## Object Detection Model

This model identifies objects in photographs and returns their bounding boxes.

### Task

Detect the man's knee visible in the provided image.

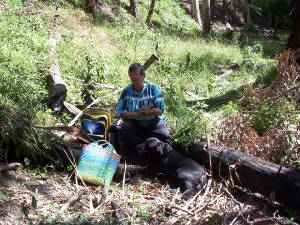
[121,120,137,133]
[154,120,169,137]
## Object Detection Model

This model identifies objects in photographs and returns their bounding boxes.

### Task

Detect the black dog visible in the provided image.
[137,137,207,200]
[48,84,67,111]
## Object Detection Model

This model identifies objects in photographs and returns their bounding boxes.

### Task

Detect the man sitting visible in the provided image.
[116,63,169,164]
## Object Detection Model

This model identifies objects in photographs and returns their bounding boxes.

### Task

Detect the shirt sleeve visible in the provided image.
[153,84,165,113]
[117,89,128,117]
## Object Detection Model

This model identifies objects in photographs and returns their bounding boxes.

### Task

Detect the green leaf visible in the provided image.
[24,157,31,166]
[0,191,7,201]
[67,165,73,172]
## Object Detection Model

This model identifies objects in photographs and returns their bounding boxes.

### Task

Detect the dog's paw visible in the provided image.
[181,188,195,200]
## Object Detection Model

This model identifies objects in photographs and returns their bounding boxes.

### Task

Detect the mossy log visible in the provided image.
[189,142,300,208]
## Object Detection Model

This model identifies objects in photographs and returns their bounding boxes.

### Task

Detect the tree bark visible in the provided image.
[242,0,251,24]
[191,0,201,25]
[287,0,300,50]
[189,142,300,208]
[129,0,139,19]
[201,0,211,33]
[222,0,229,24]
[85,0,98,20]
[146,0,156,26]
[210,0,215,20]
[143,54,159,70]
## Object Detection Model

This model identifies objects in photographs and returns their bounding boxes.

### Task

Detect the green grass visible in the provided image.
[0,0,287,154]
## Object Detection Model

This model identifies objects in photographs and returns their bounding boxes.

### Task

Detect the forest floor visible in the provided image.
[0,165,296,225]
[0,1,298,224]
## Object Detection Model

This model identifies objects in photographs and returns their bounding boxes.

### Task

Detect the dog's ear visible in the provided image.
[147,138,160,149]
[163,143,173,153]
[156,142,164,156]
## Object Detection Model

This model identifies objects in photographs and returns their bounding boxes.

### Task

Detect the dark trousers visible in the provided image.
[120,119,169,152]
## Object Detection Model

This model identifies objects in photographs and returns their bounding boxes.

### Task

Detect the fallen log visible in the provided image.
[189,142,300,208]
[0,162,22,173]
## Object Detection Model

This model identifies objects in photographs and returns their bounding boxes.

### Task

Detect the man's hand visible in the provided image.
[140,106,162,116]
[121,106,162,119]
[140,106,153,115]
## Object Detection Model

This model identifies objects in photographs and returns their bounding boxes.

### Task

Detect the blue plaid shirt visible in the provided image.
[117,81,165,127]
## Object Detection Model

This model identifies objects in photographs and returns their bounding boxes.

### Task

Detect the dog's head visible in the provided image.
[137,137,173,158]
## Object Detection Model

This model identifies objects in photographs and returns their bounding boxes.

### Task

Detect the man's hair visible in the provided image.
[128,63,145,76]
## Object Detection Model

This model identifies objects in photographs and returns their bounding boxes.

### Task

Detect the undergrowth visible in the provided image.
[0,0,297,169]
[218,50,300,168]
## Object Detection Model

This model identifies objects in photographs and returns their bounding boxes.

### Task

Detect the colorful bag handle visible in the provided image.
[93,139,116,153]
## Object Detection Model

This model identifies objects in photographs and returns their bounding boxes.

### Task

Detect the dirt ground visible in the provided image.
[0,165,298,225]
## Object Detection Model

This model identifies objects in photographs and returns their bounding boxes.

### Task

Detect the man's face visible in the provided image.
[129,69,144,86]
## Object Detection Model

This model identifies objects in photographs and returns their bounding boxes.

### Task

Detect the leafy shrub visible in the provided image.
[81,55,107,104]
[164,79,205,150]
[241,40,263,58]
[0,105,64,166]
[243,23,260,33]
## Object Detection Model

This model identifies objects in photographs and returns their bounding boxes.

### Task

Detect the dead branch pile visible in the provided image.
[218,50,300,168]
[0,166,297,225]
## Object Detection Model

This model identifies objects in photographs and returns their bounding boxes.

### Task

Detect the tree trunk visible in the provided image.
[189,142,300,208]
[85,0,98,20]
[232,0,239,25]
[129,0,139,19]
[287,0,300,50]
[210,0,215,20]
[242,0,251,24]
[191,0,201,24]
[146,0,156,26]
[201,0,211,33]
[222,0,229,24]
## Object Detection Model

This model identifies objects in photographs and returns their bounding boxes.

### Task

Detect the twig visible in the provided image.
[163,179,213,225]
[222,186,243,210]
[0,187,34,197]
[229,205,249,225]
[170,205,194,216]
[0,162,22,173]
[193,179,212,212]
[162,217,181,225]
[60,145,91,195]
[206,126,212,176]
[68,89,120,127]
[30,175,50,180]
[68,97,101,127]
[170,188,180,206]
[122,161,127,199]
[111,200,127,223]
[98,179,110,207]
[34,125,93,143]
[215,69,233,81]
[241,215,300,225]
[184,186,204,209]
[61,189,85,211]
[194,194,222,214]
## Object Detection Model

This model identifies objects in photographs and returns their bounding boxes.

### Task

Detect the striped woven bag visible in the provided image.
[76,140,121,185]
